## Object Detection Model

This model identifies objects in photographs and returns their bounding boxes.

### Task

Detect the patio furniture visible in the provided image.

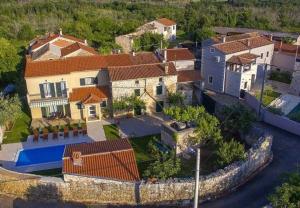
[42,128,48,141]
[33,129,39,142]
[73,127,78,137]
[64,127,69,138]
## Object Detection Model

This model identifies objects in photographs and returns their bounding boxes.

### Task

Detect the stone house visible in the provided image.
[115,18,176,53]
[201,32,274,97]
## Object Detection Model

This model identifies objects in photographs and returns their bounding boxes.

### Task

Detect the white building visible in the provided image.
[151,18,176,41]
[202,32,274,97]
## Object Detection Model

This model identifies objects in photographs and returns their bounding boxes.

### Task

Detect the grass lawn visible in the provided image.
[30,168,62,177]
[255,88,281,107]
[103,124,120,140]
[129,134,160,175]
[3,110,31,144]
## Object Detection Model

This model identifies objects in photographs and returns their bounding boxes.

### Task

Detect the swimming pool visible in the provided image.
[16,145,66,166]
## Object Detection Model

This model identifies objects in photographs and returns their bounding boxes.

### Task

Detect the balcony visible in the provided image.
[28,92,69,108]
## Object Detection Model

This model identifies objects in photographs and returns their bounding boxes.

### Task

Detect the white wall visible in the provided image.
[172,60,194,71]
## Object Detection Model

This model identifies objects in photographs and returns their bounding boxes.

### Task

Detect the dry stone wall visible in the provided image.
[0,135,272,205]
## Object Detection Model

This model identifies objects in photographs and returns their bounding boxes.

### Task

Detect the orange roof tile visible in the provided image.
[61,42,97,57]
[108,62,177,81]
[156,18,176,26]
[164,48,195,61]
[177,70,202,82]
[69,87,109,102]
[214,35,273,54]
[274,41,300,57]
[52,39,73,48]
[227,53,259,65]
[63,139,140,182]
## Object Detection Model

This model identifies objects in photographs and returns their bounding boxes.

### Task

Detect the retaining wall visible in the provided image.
[244,92,300,136]
[0,135,272,205]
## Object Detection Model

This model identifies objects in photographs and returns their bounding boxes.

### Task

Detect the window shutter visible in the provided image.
[50,83,55,97]
[80,78,85,86]
[56,82,62,97]
[39,84,45,98]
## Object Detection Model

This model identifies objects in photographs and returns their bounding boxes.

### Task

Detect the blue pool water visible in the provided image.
[16,145,66,166]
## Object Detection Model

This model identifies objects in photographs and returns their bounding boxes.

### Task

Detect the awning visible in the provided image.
[30,98,68,108]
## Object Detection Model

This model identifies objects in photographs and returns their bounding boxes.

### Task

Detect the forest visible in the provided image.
[0,0,300,86]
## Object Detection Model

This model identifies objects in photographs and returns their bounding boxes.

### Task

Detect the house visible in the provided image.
[201,32,274,97]
[29,29,97,61]
[25,36,178,121]
[272,41,300,72]
[63,139,140,182]
[115,18,176,53]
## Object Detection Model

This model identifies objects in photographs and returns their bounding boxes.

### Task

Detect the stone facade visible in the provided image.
[0,135,272,205]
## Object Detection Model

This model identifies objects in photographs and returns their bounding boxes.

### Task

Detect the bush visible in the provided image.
[269,71,292,84]
[215,139,246,168]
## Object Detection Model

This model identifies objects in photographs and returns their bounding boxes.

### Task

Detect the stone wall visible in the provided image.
[0,135,272,205]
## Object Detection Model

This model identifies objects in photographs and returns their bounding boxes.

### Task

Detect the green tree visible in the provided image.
[167,92,185,107]
[268,172,300,208]
[0,95,22,128]
[216,138,246,168]
[143,150,181,180]
[133,32,168,52]
[17,24,35,40]
[0,38,19,77]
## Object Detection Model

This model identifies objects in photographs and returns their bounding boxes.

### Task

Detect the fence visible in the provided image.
[244,92,300,136]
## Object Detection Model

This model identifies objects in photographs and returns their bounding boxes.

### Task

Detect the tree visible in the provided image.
[0,38,19,77]
[215,138,246,168]
[133,32,168,52]
[167,92,185,107]
[143,150,181,180]
[0,95,22,128]
[17,24,35,40]
[221,104,256,135]
[268,172,300,208]
[113,95,146,114]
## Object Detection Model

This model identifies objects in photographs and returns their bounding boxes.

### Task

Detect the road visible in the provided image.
[0,123,299,208]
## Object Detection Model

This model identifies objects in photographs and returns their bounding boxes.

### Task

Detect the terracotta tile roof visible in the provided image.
[63,139,140,182]
[25,55,107,77]
[274,41,300,57]
[52,39,73,48]
[156,18,176,26]
[108,62,177,81]
[177,70,202,82]
[164,48,195,61]
[227,53,259,65]
[213,35,273,54]
[25,52,161,78]
[61,42,97,57]
[69,86,109,102]
[31,33,85,50]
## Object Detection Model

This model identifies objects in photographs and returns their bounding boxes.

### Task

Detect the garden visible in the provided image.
[255,86,281,107]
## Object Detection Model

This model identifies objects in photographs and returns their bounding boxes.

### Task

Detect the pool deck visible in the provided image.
[0,132,97,172]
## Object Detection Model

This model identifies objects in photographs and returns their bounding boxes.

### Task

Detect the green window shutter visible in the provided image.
[80,78,85,86]
[39,84,45,98]
[50,83,55,97]
[56,82,62,97]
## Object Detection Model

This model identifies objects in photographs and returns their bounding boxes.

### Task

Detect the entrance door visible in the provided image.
[156,101,164,112]
[89,105,96,117]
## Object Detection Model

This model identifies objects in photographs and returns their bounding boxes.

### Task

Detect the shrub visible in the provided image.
[269,71,292,84]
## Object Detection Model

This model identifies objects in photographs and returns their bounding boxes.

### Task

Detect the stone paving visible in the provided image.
[87,121,106,141]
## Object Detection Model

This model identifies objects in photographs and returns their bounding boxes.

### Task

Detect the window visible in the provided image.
[39,82,55,98]
[134,89,140,96]
[210,48,215,53]
[100,100,107,108]
[173,25,175,30]
[260,53,264,59]
[266,51,269,57]
[159,77,163,82]
[135,80,139,85]
[208,76,213,84]
[56,81,67,97]
[43,83,52,98]
[80,77,97,86]
[89,105,96,117]
[244,82,248,89]
[156,85,163,95]
[164,27,167,32]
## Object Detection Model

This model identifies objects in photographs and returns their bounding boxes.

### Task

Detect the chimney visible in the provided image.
[164,62,169,74]
[84,39,87,45]
[59,28,63,36]
[72,151,82,166]
[222,36,226,43]
[163,49,167,63]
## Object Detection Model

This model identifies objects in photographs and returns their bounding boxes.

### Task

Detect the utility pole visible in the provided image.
[194,148,200,208]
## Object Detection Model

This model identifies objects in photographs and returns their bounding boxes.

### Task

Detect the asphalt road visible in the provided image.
[0,123,299,208]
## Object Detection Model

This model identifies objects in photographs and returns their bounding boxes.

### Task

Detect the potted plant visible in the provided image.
[52,126,58,139]
[43,128,48,141]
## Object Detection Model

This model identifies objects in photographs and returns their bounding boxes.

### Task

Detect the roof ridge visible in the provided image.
[64,148,133,159]
[108,62,169,69]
